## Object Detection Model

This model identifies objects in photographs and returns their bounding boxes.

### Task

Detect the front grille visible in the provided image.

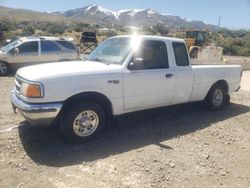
[14,77,22,95]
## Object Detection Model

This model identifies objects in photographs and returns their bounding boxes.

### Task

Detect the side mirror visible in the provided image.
[128,58,144,70]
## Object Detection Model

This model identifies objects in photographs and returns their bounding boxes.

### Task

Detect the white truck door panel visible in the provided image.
[123,70,175,110]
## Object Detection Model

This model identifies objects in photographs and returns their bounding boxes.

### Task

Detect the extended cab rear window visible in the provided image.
[172,42,189,66]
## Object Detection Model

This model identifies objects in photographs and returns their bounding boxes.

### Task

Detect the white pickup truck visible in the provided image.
[11,35,242,142]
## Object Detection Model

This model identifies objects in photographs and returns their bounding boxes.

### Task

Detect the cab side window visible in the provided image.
[130,40,169,70]
[172,42,189,66]
[56,40,76,50]
[18,41,38,54]
[41,41,61,52]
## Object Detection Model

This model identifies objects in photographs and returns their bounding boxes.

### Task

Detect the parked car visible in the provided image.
[0,36,80,75]
[11,35,242,142]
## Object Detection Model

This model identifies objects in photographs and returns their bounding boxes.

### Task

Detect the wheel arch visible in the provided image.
[205,79,229,99]
[59,91,114,118]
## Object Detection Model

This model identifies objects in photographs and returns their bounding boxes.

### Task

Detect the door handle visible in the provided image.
[165,74,174,78]
[107,80,120,84]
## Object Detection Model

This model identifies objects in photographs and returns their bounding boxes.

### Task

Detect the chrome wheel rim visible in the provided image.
[73,110,99,137]
[0,62,7,75]
[212,89,223,106]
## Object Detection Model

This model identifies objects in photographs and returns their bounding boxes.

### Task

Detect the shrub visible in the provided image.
[21,25,35,36]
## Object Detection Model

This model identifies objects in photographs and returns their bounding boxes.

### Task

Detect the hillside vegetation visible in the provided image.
[0,6,73,23]
[210,29,250,56]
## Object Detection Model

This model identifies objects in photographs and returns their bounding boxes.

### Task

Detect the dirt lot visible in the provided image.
[241,71,250,91]
[0,73,250,188]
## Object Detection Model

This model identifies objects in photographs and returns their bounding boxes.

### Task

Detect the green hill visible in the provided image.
[0,6,71,23]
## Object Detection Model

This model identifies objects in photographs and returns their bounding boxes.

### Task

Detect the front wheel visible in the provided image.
[60,103,105,142]
[206,84,227,110]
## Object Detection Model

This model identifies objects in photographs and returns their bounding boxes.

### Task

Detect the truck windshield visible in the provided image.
[1,39,20,52]
[87,37,134,65]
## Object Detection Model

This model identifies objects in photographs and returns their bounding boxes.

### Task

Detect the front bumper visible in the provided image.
[11,91,63,127]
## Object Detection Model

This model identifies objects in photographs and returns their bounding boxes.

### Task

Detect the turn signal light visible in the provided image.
[20,83,42,98]
[26,84,41,98]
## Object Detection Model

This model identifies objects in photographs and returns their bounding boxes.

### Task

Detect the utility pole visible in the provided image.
[217,16,221,32]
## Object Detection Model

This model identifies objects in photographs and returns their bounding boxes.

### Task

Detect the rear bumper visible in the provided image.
[11,91,62,127]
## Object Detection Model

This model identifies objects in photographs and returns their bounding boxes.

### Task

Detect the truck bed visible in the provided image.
[190,64,242,101]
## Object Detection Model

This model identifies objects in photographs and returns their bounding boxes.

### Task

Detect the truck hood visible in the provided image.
[17,60,123,81]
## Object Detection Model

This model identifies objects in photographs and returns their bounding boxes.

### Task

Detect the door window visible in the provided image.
[172,42,189,66]
[56,40,76,50]
[130,40,169,70]
[41,41,61,52]
[18,41,38,54]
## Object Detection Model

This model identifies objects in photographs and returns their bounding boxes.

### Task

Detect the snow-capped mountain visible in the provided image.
[62,4,214,29]
[63,4,119,22]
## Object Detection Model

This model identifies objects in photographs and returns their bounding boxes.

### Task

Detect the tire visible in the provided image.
[60,103,105,142]
[206,83,226,111]
[0,61,11,76]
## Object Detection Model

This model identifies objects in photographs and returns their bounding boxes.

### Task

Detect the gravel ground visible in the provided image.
[241,71,250,91]
[0,74,250,188]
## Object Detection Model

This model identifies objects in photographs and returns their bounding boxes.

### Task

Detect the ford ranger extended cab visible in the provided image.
[11,35,242,142]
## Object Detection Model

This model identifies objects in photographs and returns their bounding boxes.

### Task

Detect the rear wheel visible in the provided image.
[0,61,11,76]
[206,84,227,110]
[60,103,105,142]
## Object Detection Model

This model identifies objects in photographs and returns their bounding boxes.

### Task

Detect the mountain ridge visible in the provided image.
[0,4,217,30]
[62,4,216,30]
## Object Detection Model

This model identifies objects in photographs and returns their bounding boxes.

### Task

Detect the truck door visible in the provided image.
[123,40,176,111]
[171,42,193,104]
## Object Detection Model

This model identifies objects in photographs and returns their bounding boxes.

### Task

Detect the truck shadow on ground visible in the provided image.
[18,102,250,167]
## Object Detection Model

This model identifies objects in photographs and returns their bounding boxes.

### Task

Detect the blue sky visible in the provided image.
[0,0,249,29]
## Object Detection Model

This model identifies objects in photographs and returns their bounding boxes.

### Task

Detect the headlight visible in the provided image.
[20,82,43,98]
